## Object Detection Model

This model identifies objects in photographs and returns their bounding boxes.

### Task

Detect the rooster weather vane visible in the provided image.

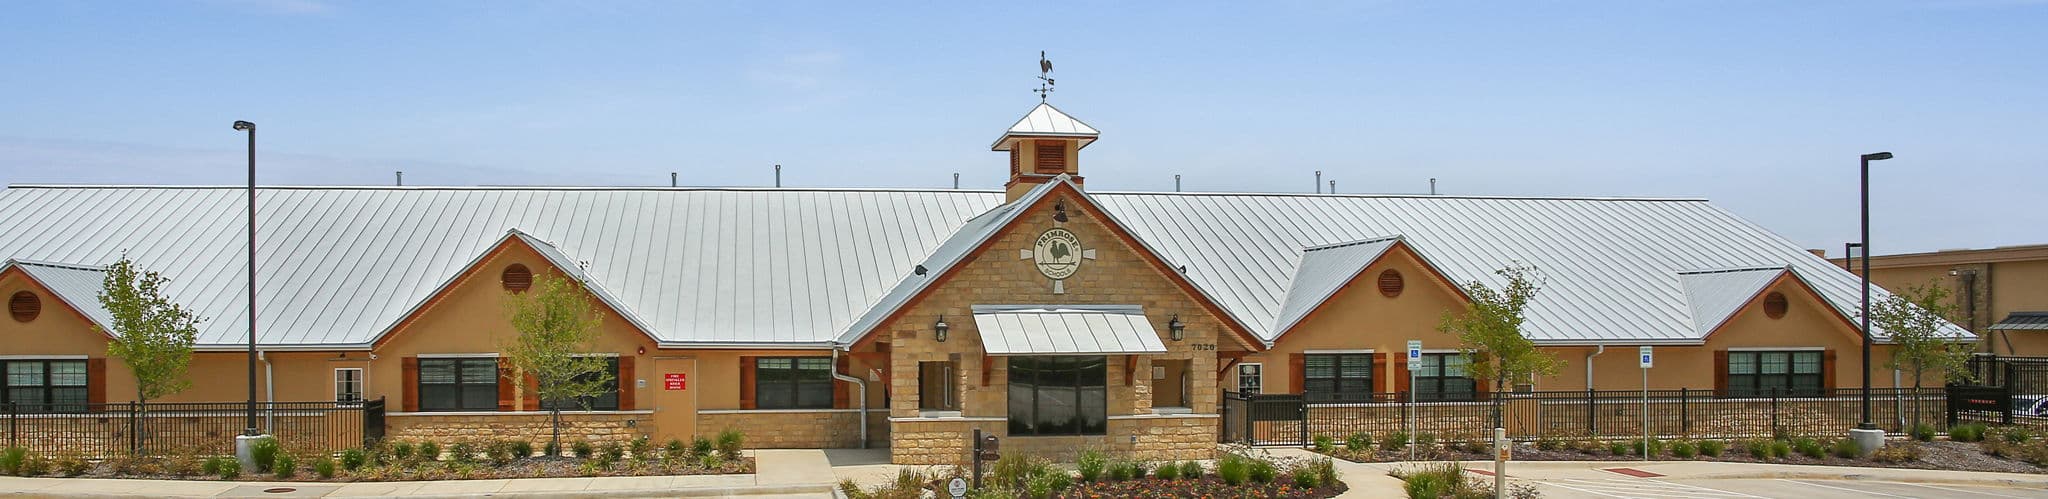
[1034,51,1055,102]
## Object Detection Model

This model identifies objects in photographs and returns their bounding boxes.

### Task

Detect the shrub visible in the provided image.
[1075,450,1107,482]
[447,441,478,464]
[1216,453,1250,486]
[629,436,653,461]
[251,436,281,473]
[1312,434,1336,453]
[990,453,1056,488]
[1395,462,1466,499]
[544,440,562,458]
[1746,439,1772,459]
[164,453,202,477]
[1105,459,1135,481]
[1248,457,1278,484]
[54,454,88,477]
[339,448,367,471]
[1417,432,1439,448]
[2006,427,2036,445]
[1769,440,1792,459]
[1296,456,1337,488]
[664,439,686,460]
[512,440,535,459]
[1293,467,1320,488]
[0,447,25,476]
[1831,438,1860,459]
[1573,438,1603,455]
[17,455,51,477]
[273,453,298,478]
[1179,460,1202,479]
[1793,438,1826,459]
[1153,460,1180,480]
[1347,432,1373,453]
[691,436,714,458]
[600,443,626,463]
[312,455,336,479]
[1698,440,1726,457]
[1629,437,1664,457]
[571,441,594,459]
[1024,470,1073,499]
[1534,435,1564,451]
[1910,423,1937,442]
[212,456,241,479]
[485,440,516,466]
[1382,431,1410,451]
[1870,443,1922,463]
[1609,441,1632,456]
[417,441,441,462]
[698,452,722,469]
[716,429,745,461]
[1670,440,1698,459]
[1404,472,1449,499]
[1951,423,1988,442]
[390,441,415,461]
[201,456,224,477]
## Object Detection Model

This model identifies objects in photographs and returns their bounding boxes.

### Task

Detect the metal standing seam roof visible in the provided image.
[1993,313,2048,331]
[1676,267,1789,336]
[1269,236,1402,337]
[991,103,1100,150]
[971,305,1169,356]
[2,259,115,332]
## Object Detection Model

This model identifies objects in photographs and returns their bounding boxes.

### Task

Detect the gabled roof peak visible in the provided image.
[992,103,1100,151]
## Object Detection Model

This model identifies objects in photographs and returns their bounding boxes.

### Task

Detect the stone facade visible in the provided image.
[697,410,889,448]
[890,415,1218,465]
[386,411,654,445]
[2,412,355,457]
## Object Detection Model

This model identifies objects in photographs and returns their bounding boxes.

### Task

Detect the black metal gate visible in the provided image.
[363,397,388,446]
[1220,392,1306,445]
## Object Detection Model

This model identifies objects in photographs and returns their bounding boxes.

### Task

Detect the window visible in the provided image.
[419,358,499,412]
[1304,354,1373,402]
[1007,356,1107,436]
[541,357,620,411]
[1237,363,1262,394]
[335,368,364,404]
[755,357,833,409]
[1414,353,1477,402]
[2,359,89,412]
[1727,350,1822,397]
[918,361,958,411]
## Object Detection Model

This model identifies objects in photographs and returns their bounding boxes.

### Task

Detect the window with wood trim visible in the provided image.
[1303,354,1372,402]
[9,291,39,322]
[1034,141,1066,173]
[1236,363,1262,394]
[418,358,499,411]
[2,359,89,412]
[755,357,833,409]
[1007,356,1107,436]
[335,368,364,404]
[1726,350,1822,397]
[917,361,958,411]
[1413,353,1477,402]
[540,357,621,411]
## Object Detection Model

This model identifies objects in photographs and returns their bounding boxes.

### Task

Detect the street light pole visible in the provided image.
[233,120,258,437]
[1857,151,1892,431]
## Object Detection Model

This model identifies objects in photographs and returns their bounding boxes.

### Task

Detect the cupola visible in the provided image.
[992,103,1099,201]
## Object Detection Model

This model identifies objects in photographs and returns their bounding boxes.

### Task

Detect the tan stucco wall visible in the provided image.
[1853,249,2048,355]
[1238,245,1468,394]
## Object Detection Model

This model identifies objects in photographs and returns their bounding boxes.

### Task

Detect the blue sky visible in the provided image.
[1,1,2042,255]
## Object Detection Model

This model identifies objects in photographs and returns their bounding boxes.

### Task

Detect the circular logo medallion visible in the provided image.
[1033,228,1084,280]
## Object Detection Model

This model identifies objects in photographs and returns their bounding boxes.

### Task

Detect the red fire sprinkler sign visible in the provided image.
[664,373,686,391]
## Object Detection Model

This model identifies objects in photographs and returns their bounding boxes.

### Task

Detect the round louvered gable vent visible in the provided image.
[1763,292,1789,319]
[1377,269,1405,297]
[10,291,40,322]
[502,264,533,293]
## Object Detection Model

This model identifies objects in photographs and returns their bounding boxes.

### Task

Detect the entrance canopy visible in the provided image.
[971,305,1169,356]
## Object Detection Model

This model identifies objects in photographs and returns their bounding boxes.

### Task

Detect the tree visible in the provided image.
[1438,264,1563,428]
[502,272,612,454]
[99,256,201,405]
[1873,280,1976,424]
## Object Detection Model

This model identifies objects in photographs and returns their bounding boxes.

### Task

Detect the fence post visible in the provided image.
[6,402,14,448]
[1298,396,1309,447]
[1769,391,1779,436]
[1585,388,1595,436]
[1680,388,1690,435]
[129,403,140,455]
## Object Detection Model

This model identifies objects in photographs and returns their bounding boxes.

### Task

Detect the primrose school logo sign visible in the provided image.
[1020,228,1096,293]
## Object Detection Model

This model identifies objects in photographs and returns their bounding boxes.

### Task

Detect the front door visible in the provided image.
[651,357,698,442]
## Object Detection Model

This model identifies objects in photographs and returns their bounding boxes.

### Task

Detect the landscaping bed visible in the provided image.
[0,430,756,482]
[841,448,1347,499]
[1306,423,2048,476]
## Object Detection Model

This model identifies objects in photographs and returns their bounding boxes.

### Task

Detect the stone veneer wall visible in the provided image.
[891,415,1217,465]
[386,411,654,445]
[697,410,889,448]
[2,412,356,458]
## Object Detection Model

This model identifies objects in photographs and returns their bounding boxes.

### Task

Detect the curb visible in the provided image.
[2,483,837,499]
[1685,471,2048,489]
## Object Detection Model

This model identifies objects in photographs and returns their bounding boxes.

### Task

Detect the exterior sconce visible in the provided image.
[1168,315,1185,341]
[1053,200,1069,223]
[636,345,646,355]
[935,315,950,342]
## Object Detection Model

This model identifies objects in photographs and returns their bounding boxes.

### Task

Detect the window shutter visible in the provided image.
[1034,141,1066,173]
[1009,149,1021,176]
[401,356,420,412]
[522,372,540,411]
[739,356,757,410]
[497,363,516,412]
[617,355,636,411]
[1713,350,1729,397]
[1373,352,1390,394]
[1393,355,1410,394]
[833,355,851,409]
[87,358,106,406]
[1287,353,1305,394]
[1822,348,1838,395]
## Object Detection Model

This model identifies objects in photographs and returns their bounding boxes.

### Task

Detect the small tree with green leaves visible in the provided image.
[1438,264,1563,428]
[1874,280,1977,424]
[502,273,612,455]
[99,256,201,404]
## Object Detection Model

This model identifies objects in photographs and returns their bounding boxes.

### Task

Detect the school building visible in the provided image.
[0,101,1969,464]
[1830,244,2048,356]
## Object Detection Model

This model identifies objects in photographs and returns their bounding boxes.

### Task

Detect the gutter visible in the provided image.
[259,350,274,433]
[829,348,869,449]
[1585,345,1605,389]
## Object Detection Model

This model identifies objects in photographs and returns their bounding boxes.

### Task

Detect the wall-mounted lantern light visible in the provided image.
[935,315,950,342]
[1168,315,1185,342]
[1053,200,1069,223]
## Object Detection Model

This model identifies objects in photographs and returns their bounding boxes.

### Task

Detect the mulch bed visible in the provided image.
[1056,477,1348,498]
[1319,440,2048,475]
[69,455,755,482]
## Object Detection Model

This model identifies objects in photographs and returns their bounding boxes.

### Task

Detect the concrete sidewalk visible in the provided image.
[0,450,836,498]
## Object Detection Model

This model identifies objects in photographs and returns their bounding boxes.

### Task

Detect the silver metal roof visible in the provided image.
[971,305,1168,356]
[1677,267,1787,336]
[1270,236,1401,338]
[0,183,1964,348]
[1993,313,2048,331]
[3,260,114,332]
[991,103,1099,151]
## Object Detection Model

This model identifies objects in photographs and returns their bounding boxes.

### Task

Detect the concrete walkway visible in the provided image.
[0,450,836,498]
[1342,457,2048,498]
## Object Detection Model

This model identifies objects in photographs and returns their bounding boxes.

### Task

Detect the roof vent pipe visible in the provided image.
[1430,178,1437,195]
[1174,174,1182,192]
[671,172,677,187]
[774,165,782,188]
[1329,180,1336,195]
[953,172,960,189]
[1315,171,1323,194]
[395,171,403,186]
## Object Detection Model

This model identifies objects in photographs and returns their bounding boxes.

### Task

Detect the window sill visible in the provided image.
[1109,413,1218,420]
[918,410,964,418]
[1151,406,1193,415]
[887,415,1006,422]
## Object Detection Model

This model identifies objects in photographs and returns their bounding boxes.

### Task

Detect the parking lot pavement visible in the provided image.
[1533,477,2048,498]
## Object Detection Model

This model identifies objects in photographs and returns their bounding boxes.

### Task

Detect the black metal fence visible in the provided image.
[2,398,385,458]
[1962,355,2048,396]
[1223,389,1946,446]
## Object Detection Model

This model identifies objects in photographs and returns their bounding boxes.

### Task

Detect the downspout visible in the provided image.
[830,347,869,449]
[259,350,274,433]
[1584,345,1605,389]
